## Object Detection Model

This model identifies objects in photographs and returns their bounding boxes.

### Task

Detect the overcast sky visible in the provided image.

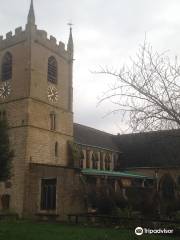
[1,0,180,134]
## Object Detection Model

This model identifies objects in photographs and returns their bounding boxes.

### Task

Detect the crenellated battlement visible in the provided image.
[0,25,69,60]
[34,29,68,59]
[36,29,47,39]
[0,26,26,50]
[15,27,23,35]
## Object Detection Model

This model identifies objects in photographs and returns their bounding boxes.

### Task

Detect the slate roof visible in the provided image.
[74,123,180,168]
[116,129,180,168]
[73,123,120,152]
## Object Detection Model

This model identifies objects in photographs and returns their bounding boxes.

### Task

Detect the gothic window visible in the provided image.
[40,178,57,210]
[92,152,98,169]
[1,52,12,81]
[55,142,58,157]
[100,152,103,170]
[50,112,56,130]
[48,56,57,84]
[113,154,120,171]
[79,151,84,169]
[86,150,90,168]
[105,154,111,170]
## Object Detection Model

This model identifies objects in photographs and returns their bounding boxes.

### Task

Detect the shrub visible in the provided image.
[0,119,13,181]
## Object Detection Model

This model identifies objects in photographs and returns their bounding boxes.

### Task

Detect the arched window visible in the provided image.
[2,52,12,81]
[100,152,103,170]
[50,112,56,130]
[48,56,57,84]
[79,151,84,169]
[105,154,111,170]
[86,150,90,168]
[113,154,120,171]
[92,152,98,169]
[55,142,58,157]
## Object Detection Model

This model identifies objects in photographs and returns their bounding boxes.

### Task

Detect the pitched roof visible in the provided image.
[74,123,180,168]
[116,129,180,168]
[73,123,120,152]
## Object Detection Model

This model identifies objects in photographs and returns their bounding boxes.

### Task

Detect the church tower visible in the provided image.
[0,0,74,216]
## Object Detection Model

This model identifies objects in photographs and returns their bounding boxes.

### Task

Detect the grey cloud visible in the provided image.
[1,0,180,133]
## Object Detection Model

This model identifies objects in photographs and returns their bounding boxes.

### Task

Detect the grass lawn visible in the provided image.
[0,221,177,240]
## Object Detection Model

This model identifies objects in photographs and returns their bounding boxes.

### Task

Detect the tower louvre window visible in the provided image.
[48,56,57,84]
[1,52,12,81]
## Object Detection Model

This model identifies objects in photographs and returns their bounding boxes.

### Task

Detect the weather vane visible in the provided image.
[67,22,73,29]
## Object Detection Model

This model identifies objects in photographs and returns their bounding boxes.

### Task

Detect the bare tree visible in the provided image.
[98,42,180,132]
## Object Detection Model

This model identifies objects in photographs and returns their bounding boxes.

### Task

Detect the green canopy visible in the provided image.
[81,168,154,179]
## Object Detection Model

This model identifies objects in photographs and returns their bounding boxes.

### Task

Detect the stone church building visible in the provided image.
[0,1,180,219]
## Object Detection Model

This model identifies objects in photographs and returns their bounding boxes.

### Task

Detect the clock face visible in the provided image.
[0,82,11,99]
[47,86,58,103]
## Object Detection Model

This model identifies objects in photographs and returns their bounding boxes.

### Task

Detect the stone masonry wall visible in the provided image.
[23,163,86,220]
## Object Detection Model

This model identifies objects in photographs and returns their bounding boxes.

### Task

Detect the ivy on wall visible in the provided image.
[68,141,81,167]
[0,119,13,181]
